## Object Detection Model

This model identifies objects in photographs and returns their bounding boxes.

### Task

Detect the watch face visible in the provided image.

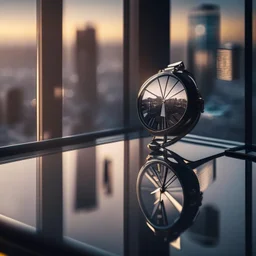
[138,74,188,133]
[137,160,184,229]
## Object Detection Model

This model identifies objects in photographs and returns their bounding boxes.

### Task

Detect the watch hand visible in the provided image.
[163,75,170,98]
[164,191,182,213]
[157,78,164,98]
[145,89,159,98]
[151,187,161,194]
[162,166,168,188]
[164,80,179,100]
[160,102,166,117]
[145,172,160,188]
[154,198,160,205]
[164,174,176,189]
[150,166,163,186]
[151,201,160,219]
[166,89,185,100]
[161,200,168,225]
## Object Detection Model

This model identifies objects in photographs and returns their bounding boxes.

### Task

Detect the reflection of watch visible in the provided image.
[136,144,224,242]
[136,149,202,241]
[137,61,204,141]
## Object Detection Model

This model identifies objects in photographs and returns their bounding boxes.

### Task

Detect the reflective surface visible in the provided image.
[138,75,188,132]
[137,160,184,229]
[0,137,254,255]
[0,158,36,227]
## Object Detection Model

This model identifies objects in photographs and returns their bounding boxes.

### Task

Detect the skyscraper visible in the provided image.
[6,87,23,125]
[188,4,220,101]
[74,25,97,210]
[75,147,97,210]
[75,24,97,132]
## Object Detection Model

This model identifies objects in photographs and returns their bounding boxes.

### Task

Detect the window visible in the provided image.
[170,0,245,142]
[0,0,37,146]
[62,0,123,136]
[0,0,254,150]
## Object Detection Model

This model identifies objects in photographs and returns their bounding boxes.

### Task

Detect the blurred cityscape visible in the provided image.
[171,3,246,141]
[0,29,123,146]
[0,1,256,146]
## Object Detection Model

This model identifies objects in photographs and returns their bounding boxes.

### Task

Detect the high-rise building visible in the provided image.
[75,24,97,132]
[217,43,241,81]
[75,147,97,210]
[6,87,23,125]
[188,4,220,101]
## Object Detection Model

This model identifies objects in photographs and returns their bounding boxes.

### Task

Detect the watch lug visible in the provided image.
[165,61,185,72]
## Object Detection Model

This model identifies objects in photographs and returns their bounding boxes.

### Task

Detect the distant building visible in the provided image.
[217,43,241,81]
[76,147,97,210]
[188,4,220,101]
[75,24,97,132]
[6,87,23,125]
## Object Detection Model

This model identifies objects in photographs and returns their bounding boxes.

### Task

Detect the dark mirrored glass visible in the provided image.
[138,161,184,228]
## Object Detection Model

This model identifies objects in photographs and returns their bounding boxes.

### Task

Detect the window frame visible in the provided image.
[0,0,253,156]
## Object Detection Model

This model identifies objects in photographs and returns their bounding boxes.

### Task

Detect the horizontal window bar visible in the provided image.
[0,127,145,163]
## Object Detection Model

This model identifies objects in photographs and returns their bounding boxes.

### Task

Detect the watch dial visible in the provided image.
[138,75,188,132]
[137,161,184,229]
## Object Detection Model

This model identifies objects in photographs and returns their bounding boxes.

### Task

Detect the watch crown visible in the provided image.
[166,61,185,72]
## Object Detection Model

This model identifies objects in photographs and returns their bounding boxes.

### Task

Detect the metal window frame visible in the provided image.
[37,0,63,141]
[36,0,63,240]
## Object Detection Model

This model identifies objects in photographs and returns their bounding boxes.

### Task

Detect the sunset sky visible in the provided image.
[0,0,247,46]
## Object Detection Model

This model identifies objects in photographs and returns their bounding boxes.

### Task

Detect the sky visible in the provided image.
[0,0,248,46]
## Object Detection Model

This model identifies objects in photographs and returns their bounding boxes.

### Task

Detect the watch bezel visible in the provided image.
[137,68,202,137]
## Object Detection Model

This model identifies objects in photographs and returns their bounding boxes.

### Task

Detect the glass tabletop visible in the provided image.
[0,136,254,256]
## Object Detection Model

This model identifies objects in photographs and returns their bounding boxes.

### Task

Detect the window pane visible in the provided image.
[169,157,245,255]
[170,0,245,142]
[0,0,37,146]
[63,141,124,255]
[63,0,123,136]
[0,158,36,228]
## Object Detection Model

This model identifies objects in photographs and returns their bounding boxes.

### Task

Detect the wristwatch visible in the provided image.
[137,61,204,142]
